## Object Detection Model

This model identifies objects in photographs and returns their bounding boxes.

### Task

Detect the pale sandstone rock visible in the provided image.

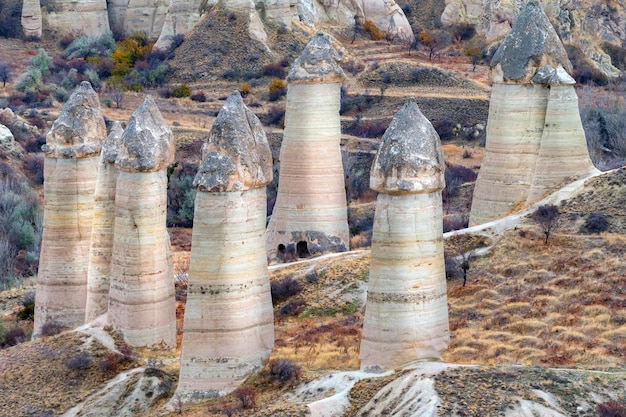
[527,66,598,202]
[178,92,273,396]
[0,124,14,144]
[42,0,110,36]
[85,122,124,323]
[359,0,414,42]
[266,33,349,261]
[34,82,106,336]
[122,0,169,39]
[469,2,597,226]
[360,98,449,371]
[21,0,42,39]
[108,97,176,348]
[153,0,203,51]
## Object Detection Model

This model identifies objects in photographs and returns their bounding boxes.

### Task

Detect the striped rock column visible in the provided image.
[360,98,449,371]
[85,121,124,323]
[107,97,176,348]
[34,82,106,336]
[177,92,274,396]
[266,32,349,261]
[527,65,599,202]
[469,0,577,226]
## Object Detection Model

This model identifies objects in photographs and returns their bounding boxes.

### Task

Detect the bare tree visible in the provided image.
[106,78,125,109]
[533,204,559,244]
[0,61,11,87]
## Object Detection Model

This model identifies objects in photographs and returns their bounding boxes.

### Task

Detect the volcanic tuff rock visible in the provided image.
[469,1,597,226]
[42,0,109,36]
[34,82,105,336]
[178,92,274,395]
[266,33,350,260]
[21,0,42,38]
[195,91,273,192]
[360,98,449,370]
[441,0,625,75]
[107,97,176,348]
[85,121,124,323]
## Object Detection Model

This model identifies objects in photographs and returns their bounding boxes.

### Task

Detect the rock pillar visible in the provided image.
[360,98,449,371]
[266,32,349,261]
[469,0,596,226]
[85,122,124,323]
[527,65,598,202]
[34,82,106,335]
[21,0,42,39]
[107,97,176,348]
[177,92,274,396]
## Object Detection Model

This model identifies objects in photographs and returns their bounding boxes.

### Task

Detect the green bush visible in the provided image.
[171,84,191,98]
[15,68,44,93]
[29,48,53,77]
[64,32,116,60]
[167,173,196,227]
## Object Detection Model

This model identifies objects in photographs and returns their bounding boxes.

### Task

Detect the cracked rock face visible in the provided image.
[44,82,106,159]
[102,121,125,164]
[490,0,572,84]
[115,96,175,172]
[194,92,272,192]
[287,32,346,84]
[370,98,445,194]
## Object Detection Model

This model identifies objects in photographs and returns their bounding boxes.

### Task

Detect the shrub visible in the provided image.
[29,49,53,77]
[66,351,93,371]
[15,68,44,93]
[445,164,477,183]
[171,84,191,98]
[452,23,476,42]
[190,91,207,102]
[0,0,22,38]
[234,386,257,409]
[362,20,384,41]
[267,106,285,127]
[64,32,116,59]
[597,401,626,417]
[239,83,251,96]
[579,212,609,234]
[0,60,11,87]
[40,320,64,336]
[158,87,172,98]
[279,299,306,316]
[270,276,302,304]
[17,291,35,321]
[267,358,301,385]
[263,62,286,79]
[268,78,287,102]
[23,154,45,184]
[167,173,195,227]
[1,326,26,347]
[342,60,365,76]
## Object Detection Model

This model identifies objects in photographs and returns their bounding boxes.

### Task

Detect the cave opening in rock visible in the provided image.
[296,241,309,258]
[278,244,285,254]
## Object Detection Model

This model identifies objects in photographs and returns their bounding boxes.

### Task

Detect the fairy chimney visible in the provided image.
[177,92,274,396]
[360,98,449,371]
[34,82,106,336]
[85,122,124,322]
[266,32,349,261]
[107,97,176,348]
[469,0,596,225]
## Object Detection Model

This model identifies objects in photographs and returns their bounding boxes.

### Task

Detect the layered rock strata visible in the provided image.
[469,1,596,226]
[177,92,274,396]
[85,122,124,323]
[266,32,350,261]
[42,0,110,36]
[21,0,42,39]
[107,97,176,348]
[360,98,449,370]
[34,82,106,336]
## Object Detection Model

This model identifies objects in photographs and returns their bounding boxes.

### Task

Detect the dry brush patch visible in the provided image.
[444,230,626,369]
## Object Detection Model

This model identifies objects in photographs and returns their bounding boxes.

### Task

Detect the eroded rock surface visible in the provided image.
[35,82,106,336]
[360,99,449,370]
[178,92,274,396]
[108,97,176,348]
[266,33,349,261]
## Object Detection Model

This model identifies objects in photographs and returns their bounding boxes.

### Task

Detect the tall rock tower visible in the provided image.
[177,92,274,396]
[85,122,124,322]
[469,0,596,226]
[360,98,449,371]
[107,97,176,348]
[34,82,106,336]
[266,32,349,261]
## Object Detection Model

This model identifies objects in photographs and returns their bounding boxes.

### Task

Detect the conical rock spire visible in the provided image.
[115,96,174,172]
[287,32,345,84]
[44,81,106,158]
[102,121,125,164]
[195,92,272,192]
[370,98,445,194]
[490,0,572,84]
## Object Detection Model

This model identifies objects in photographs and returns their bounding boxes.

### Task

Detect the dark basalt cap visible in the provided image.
[490,0,572,84]
[102,121,124,164]
[194,91,272,192]
[115,96,175,172]
[44,81,106,158]
[370,98,445,194]
[287,32,345,84]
